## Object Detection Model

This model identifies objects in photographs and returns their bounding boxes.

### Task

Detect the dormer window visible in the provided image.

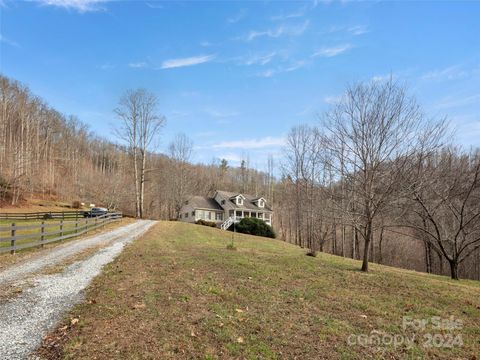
[254,197,266,208]
[230,194,245,207]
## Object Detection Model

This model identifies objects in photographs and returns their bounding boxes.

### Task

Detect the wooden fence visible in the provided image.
[0,211,87,221]
[0,212,122,254]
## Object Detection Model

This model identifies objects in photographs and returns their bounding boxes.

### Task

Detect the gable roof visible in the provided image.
[215,190,273,212]
[186,196,223,211]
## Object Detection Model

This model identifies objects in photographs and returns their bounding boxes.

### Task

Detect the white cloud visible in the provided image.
[34,0,108,12]
[217,153,243,163]
[242,52,276,66]
[212,136,286,150]
[0,34,20,48]
[160,54,215,69]
[204,108,240,118]
[98,62,115,70]
[227,9,247,23]
[323,95,342,104]
[271,6,307,21]
[284,60,307,72]
[421,64,468,81]
[243,20,310,41]
[347,25,369,35]
[312,44,352,57]
[436,94,480,109]
[146,2,163,9]
[256,69,275,78]
[128,61,148,68]
[371,73,396,82]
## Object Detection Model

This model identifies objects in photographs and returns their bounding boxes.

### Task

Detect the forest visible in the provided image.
[1,74,479,281]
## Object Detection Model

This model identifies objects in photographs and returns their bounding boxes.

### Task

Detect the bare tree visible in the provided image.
[402,149,480,279]
[114,88,165,218]
[321,79,445,272]
[168,133,194,217]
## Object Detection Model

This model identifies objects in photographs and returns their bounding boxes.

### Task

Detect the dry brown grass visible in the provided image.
[36,221,480,360]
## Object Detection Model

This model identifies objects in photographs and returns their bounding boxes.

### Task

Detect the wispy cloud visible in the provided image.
[242,20,310,41]
[254,60,308,78]
[324,24,370,36]
[323,95,342,104]
[212,136,286,150]
[421,64,468,81]
[160,54,215,69]
[241,52,276,66]
[204,108,240,118]
[227,9,247,23]
[0,34,20,48]
[271,5,307,21]
[34,0,108,12]
[128,61,148,68]
[347,25,369,35]
[312,44,352,57]
[146,2,163,9]
[98,62,115,70]
[256,69,275,78]
[371,73,396,82]
[436,93,480,109]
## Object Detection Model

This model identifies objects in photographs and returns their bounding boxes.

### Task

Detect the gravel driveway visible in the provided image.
[0,219,156,359]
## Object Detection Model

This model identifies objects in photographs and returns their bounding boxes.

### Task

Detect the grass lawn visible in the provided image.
[38,221,480,359]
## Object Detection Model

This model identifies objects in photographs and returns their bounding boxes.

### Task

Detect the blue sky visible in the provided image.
[1,0,479,170]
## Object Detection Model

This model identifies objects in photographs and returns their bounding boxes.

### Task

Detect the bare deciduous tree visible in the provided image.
[321,79,445,272]
[114,89,165,218]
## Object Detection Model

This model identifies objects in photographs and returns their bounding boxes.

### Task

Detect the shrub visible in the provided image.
[196,219,217,227]
[234,218,275,238]
[72,200,81,209]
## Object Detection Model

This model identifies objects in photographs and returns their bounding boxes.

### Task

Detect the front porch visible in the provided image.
[228,210,272,225]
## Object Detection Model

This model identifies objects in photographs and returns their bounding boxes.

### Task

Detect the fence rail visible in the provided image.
[0,211,88,221]
[0,212,122,254]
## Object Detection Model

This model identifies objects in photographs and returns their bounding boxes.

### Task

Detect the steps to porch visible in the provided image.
[220,217,234,230]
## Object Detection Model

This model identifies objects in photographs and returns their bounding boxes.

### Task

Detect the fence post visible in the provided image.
[40,221,45,248]
[85,218,88,234]
[75,219,78,234]
[60,219,64,239]
[10,223,15,255]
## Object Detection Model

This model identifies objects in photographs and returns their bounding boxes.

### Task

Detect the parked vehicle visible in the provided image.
[83,207,109,218]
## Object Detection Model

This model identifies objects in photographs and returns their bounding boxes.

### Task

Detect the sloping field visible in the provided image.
[38,221,480,359]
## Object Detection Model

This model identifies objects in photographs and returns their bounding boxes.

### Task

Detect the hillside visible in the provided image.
[38,222,479,359]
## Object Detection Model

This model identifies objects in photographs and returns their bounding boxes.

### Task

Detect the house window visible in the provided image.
[185,212,189,218]
[179,214,182,219]
[198,210,204,219]
[259,200,264,208]
[236,210,242,217]
[216,213,223,221]
[207,212,212,220]
[229,210,234,217]
[191,211,195,216]
[221,200,226,205]
[236,197,243,206]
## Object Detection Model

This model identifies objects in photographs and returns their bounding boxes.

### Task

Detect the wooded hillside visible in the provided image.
[1,75,479,281]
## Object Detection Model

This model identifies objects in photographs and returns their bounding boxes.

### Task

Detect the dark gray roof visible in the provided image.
[187,196,223,211]
[215,190,273,212]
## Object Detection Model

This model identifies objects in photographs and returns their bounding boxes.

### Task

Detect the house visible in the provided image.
[178,190,273,230]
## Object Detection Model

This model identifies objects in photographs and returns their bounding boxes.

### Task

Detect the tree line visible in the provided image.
[1,74,479,280]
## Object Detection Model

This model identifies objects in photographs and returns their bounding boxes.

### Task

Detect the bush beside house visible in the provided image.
[234,218,275,238]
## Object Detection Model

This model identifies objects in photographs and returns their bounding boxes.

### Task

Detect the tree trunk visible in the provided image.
[448,260,459,280]
[361,221,372,272]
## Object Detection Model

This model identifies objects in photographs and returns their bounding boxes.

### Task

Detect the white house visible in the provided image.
[178,190,273,230]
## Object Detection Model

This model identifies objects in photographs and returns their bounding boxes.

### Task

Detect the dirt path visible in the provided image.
[0,220,156,359]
